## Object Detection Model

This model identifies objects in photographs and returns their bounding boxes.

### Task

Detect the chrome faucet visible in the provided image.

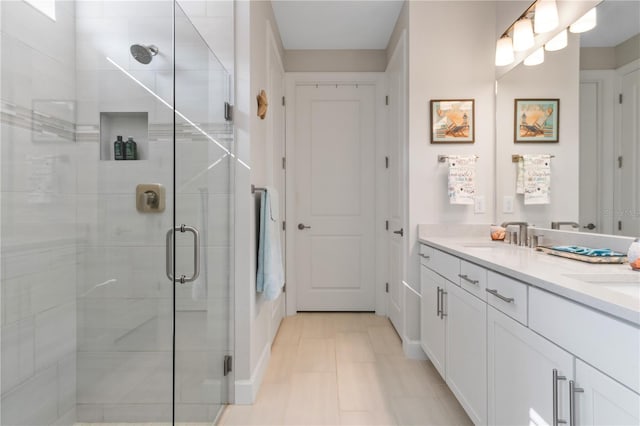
[551,221,580,230]
[501,221,529,246]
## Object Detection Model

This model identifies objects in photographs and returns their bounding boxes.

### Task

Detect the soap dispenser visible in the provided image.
[114,135,124,160]
[628,238,640,271]
[124,136,137,160]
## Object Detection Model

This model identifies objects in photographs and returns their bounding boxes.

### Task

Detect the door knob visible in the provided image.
[298,223,311,230]
[583,223,596,230]
[393,228,404,237]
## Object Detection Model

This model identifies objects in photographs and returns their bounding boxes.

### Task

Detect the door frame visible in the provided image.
[284,72,388,316]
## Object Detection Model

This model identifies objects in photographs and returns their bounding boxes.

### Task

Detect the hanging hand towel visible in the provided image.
[447,155,476,205]
[256,187,285,301]
[523,154,551,205]
[516,156,525,194]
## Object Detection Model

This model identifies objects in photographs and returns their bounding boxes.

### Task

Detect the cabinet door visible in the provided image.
[488,306,574,426]
[420,265,446,378]
[575,359,640,426]
[446,282,487,425]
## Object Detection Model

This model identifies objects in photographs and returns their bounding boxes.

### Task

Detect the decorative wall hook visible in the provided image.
[257,89,268,120]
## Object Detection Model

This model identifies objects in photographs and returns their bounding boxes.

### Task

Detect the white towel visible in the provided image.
[447,155,476,205]
[256,187,285,301]
[516,157,525,194]
[523,154,552,205]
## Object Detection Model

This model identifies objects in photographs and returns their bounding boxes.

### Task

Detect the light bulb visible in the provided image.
[524,47,544,66]
[534,0,559,34]
[570,8,597,33]
[513,18,534,51]
[545,29,567,51]
[495,36,515,66]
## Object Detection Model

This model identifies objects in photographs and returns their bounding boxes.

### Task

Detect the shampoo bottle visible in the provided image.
[125,136,137,160]
[114,135,124,160]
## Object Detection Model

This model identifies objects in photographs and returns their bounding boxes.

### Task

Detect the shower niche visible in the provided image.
[99,111,149,160]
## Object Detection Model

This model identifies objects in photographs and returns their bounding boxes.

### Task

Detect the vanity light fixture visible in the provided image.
[545,29,567,51]
[495,36,515,66]
[534,0,559,34]
[513,17,535,51]
[570,7,597,33]
[524,47,545,66]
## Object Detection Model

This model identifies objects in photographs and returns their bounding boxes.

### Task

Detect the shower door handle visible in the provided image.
[166,224,201,284]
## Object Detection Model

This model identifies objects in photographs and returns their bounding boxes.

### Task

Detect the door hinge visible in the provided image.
[385,220,389,230]
[223,355,233,376]
[283,283,286,292]
[385,156,389,169]
[385,282,389,293]
[282,157,286,170]
[282,96,286,106]
[224,102,233,121]
[619,93,623,104]
[283,221,286,231]
[618,156,623,168]
[618,221,623,231]
[385,95,389,106]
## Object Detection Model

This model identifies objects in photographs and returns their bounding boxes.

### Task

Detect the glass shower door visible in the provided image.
[172,3,233,422]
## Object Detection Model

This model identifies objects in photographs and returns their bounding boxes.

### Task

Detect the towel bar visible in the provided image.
[251,184,266,194]
[438,154,479,163]
[512,154,555,163]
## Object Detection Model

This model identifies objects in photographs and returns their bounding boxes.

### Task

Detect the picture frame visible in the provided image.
[514,98,559,143]
[430,99,475,143]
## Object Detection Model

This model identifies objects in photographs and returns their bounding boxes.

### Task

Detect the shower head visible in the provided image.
[130,44,158,64]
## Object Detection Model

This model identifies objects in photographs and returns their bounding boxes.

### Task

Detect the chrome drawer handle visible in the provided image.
[569,380,584,426]
[458,274,479,285]
[553,369,568,426]
[486,288,514,303]
[420,253,430,259]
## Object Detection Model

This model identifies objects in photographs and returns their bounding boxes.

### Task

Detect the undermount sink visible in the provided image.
[462,243,501,249]
[564,273,640,297]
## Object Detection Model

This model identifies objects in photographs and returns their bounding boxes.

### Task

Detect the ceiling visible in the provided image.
[580,0,640,47]
[271,1,404,50]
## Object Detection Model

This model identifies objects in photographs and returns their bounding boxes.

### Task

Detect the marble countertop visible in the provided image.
[419,235,640,326]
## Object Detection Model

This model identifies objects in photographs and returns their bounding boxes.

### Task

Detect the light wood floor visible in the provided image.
[219,313,472,426]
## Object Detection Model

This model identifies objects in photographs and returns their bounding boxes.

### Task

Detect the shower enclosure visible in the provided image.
[1,0,234,424]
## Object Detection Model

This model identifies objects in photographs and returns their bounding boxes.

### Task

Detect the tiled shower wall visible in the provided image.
[1,1,78,425]
[2,0,233,424]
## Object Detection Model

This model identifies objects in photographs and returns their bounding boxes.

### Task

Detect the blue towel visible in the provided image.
[257,187,285,300]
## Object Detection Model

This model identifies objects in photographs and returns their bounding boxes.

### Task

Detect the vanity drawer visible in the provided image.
[419,244,434,267]
[530,287,640,394]
[486,271,528,325]
[429,248,461,284]
[459,260,487,301]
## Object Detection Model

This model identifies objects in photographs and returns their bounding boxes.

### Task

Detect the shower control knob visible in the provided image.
[298,223,311,230]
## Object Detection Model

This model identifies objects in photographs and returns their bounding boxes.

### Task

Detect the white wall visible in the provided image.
[284,49,387,72]
[233,0,286,404]
[404,1,497,345]
[495,33,581,228]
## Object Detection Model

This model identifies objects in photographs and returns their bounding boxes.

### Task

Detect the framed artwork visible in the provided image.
[430,99,475,143]
[514,98,559,143]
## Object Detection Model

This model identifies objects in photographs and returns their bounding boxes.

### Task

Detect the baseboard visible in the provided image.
[403,337,427,360]
[234,343,271,404]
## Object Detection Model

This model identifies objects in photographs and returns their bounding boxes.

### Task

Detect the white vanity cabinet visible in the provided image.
[446,281,487,425]
[419,241,640,426]
[574,359,640,426]
[420,265,447,377]
[488,306,573,426]
[420,248,488,425]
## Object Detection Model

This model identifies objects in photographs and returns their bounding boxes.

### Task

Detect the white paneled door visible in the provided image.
[294,84,376,311]
[618,66,640,236]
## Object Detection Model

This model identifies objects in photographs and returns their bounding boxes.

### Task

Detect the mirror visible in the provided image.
[495,0,640,237]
